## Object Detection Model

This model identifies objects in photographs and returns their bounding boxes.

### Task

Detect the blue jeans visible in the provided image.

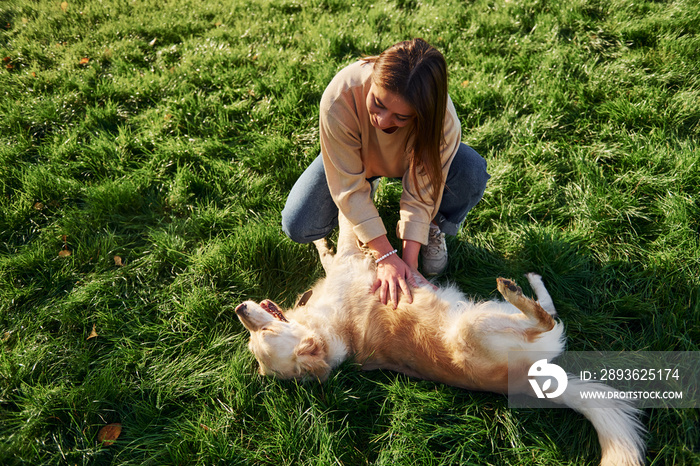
[281,143,490,243]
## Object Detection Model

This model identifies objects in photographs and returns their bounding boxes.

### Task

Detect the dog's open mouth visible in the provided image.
[260,300,289,323]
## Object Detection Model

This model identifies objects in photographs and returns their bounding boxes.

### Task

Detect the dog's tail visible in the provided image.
[551,377,646,466]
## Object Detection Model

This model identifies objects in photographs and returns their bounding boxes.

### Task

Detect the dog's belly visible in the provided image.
[330,289,520,393]
[356,350,511,392]
[345,315,470,389]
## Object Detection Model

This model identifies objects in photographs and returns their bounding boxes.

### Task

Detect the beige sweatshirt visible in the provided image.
[319,59,462,245]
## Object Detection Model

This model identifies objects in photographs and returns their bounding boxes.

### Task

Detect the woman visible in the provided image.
[282,38,489,308]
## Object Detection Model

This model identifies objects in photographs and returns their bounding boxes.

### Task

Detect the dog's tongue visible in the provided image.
[260,300,288,323]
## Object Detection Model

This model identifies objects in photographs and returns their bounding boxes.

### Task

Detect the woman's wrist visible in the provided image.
[367,235,395,261]
[375,249,398,264]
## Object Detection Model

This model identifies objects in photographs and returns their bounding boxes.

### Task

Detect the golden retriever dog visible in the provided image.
[236,216,645,466]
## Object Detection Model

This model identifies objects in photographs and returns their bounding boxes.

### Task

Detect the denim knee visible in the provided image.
[436,144,490,235]
[454,144,489,201]
[281,155,339,243]
[281,204,338,244]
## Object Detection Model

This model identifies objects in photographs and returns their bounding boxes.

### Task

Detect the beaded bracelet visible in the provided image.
[375,249,398,264]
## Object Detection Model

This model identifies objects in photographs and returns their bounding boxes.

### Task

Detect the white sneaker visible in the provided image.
[421,225,448,275]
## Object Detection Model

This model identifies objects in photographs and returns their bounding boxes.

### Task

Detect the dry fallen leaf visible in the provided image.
[61,2,69,12]
[98,423,121,446]
[87,324,98,340]
[59,235,71,257]
[113,255,123,266]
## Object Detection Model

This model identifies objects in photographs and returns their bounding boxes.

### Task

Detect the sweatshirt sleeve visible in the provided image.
[320,93,388,244]
[396,97,462,245]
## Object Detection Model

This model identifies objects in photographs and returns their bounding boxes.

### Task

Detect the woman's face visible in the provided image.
[366,82,415,134]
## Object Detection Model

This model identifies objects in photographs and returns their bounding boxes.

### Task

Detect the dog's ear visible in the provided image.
[295,336,330,382]
[296,289,313,307]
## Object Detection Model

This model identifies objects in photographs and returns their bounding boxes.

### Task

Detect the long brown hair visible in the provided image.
[365,38,448,202]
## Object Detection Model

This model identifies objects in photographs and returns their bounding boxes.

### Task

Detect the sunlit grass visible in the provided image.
[1,0,699,464]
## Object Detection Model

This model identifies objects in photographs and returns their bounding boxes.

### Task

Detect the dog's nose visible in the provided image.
[235,303,247,314]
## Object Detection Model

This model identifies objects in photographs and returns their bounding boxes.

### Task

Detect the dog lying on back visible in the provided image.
[235,216,645,466]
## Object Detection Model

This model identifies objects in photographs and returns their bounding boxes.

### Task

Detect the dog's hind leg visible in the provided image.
[496,278,555,332]
[315,213,366,274]
[524,273,557,316]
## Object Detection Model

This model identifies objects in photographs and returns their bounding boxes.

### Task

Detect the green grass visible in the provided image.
[1,0,698,464]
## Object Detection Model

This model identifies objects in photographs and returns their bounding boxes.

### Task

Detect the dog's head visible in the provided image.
[235,299,331,381]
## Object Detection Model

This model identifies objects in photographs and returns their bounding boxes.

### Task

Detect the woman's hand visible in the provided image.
[401,238,438,291]
[368,236,436,308]
[371,253,417,308]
